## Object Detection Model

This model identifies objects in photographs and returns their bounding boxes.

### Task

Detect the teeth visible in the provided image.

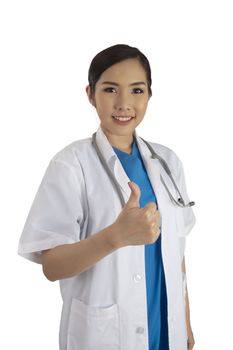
[113,116,132,121]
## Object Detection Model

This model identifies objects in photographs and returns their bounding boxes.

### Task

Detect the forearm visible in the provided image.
[42,223,121,282]
[182,256,192,331]
[185,285,192,331]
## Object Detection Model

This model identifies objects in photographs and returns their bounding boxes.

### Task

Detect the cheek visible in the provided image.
[95,96,112,113]
[137,99,148,113]
[99,94,113,105]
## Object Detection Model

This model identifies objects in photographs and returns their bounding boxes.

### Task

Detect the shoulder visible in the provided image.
[49,136,92,168]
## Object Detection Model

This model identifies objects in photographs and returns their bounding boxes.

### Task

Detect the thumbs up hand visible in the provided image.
[113,181,161,248]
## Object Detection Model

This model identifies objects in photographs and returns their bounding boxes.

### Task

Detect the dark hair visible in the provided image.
[88,44,152,98]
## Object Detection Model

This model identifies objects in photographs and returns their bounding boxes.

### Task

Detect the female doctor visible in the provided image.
[18,44,196,350]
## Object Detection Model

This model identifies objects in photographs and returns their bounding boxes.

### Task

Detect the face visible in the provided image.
[86,58,150,142]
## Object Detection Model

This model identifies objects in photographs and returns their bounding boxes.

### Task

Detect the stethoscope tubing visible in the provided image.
[92,132,195,209]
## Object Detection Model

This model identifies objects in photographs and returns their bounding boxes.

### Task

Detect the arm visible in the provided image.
[42,223,121,282]
[182,256,195,349]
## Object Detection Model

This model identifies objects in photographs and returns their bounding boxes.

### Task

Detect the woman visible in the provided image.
[18,44,196,350]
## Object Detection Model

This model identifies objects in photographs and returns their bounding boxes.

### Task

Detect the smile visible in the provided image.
[112,115,134,125]
[113,115,132,121]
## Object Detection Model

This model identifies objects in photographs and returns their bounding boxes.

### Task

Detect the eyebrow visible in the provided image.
[101,81,146,86]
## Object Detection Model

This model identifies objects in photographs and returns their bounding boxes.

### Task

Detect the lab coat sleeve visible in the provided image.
[18,158,86,264]
[175,159,196,237]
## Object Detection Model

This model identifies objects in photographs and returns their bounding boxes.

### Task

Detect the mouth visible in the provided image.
[112,115,135,125]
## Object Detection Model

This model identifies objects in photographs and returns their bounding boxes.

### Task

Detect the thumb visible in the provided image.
[124,181,141,209]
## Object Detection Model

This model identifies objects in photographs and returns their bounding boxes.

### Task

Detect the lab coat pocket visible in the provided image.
[67,298,120,350]
[174,206,186,236]
[160,175,194,238]
[175,204,196,237]
[159,165,196,237]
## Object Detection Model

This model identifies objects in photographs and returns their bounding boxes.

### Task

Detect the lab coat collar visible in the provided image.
[95,124,162,202]
[95,124,152,167]
[95,124,119,163]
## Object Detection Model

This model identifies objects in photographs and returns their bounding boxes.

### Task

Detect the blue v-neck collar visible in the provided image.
[112,138,139,158]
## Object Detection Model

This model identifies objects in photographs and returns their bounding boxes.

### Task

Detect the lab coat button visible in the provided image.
[136,327,144,334]
[133,274,142,282]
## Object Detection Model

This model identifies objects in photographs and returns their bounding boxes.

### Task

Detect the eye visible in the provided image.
[133,88,144,94]
[103,87,144,94]
[103,87,116,93]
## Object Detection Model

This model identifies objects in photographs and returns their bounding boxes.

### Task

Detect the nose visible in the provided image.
[114,91,133,111]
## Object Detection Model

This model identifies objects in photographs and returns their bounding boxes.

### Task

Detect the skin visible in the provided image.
[86,58,150,153]
[182,256,195,349]
[86,58,195,348]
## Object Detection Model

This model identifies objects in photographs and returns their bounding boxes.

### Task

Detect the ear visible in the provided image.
[86,85,96,107]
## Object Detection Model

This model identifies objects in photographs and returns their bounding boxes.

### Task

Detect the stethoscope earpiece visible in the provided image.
[179,198,195,207]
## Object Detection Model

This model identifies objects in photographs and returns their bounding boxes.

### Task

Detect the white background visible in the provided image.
[1,0,233,349]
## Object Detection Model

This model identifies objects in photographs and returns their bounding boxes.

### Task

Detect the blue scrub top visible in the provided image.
[112,138,169,350]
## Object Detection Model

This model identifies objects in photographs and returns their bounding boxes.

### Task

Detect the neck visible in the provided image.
[101,125,135,152]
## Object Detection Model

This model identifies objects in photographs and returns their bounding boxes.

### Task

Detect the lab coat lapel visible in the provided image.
[110,130,162,201]
[134,132,163,204]
[95,125,134,202]
[95,125,164,205]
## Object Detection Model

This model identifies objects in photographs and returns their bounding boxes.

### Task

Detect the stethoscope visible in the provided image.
[92,132,195,209]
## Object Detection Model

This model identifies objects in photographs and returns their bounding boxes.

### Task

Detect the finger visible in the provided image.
[143,201,157,213]
[125,181,141,209]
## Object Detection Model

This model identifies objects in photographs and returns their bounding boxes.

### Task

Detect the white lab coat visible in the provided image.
[18,124,196,350]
